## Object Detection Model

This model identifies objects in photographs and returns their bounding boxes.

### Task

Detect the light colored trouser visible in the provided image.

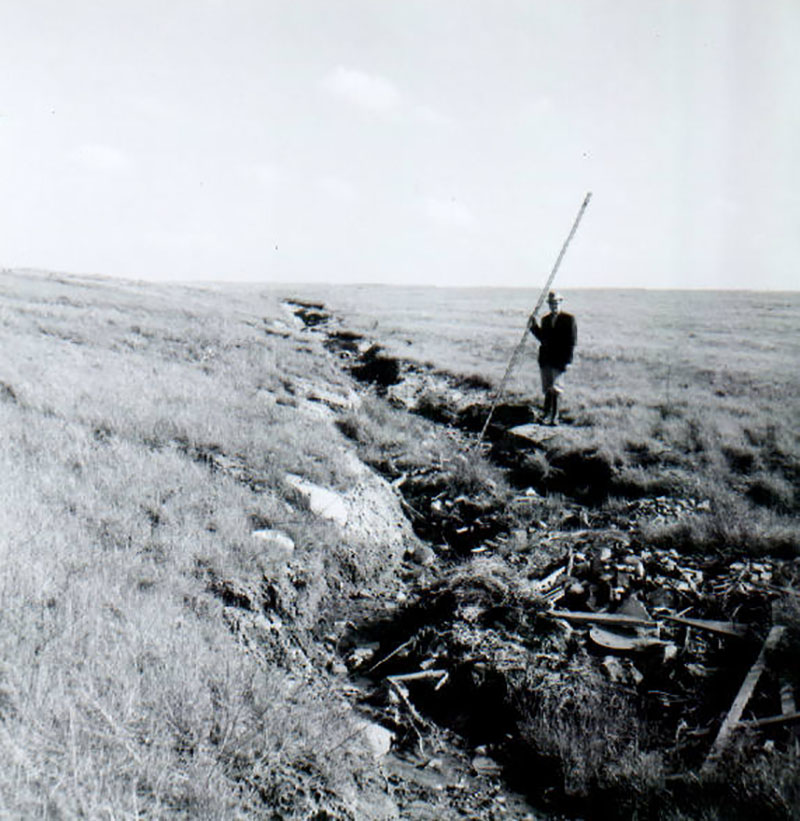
[540,365,566,395]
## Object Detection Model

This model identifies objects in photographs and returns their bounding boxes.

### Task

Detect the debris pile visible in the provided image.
[392,467,507,555]
[345,539,799,809]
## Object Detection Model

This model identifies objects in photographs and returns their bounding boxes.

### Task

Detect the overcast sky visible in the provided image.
[1,0,797,289]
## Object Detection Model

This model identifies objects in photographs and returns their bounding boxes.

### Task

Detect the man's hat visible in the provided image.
[547,290,563,304]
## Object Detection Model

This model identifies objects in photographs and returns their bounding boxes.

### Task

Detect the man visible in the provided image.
[527,291,577,425]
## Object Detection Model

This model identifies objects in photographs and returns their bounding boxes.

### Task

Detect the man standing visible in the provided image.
[527,291,577,425]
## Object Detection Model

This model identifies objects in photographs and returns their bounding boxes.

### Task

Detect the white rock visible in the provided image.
[359,721,394,758]
[299,399,335,421]
[252,529,295,555]
[285,474,348,526]
[308,387,353,409]
[347,644,379,669]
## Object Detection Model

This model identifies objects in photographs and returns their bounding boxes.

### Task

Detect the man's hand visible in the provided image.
[527,315,539,330]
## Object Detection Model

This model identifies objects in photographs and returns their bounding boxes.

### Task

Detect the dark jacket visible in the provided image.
[530,311,577,370]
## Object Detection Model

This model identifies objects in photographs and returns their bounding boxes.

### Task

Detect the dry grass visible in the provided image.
[338,393,508,499]
[0,270,397,818]
[516,663,664,799]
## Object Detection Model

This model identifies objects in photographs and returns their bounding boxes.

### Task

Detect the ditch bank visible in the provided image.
[285,300,619,536]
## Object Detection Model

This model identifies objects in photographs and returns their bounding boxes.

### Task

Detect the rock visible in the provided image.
[648,586,675,609]
[663,643,680,663]
[285,474,348,526]
[602,656,644,685]
[407,544,436,566]
[686,662,714,678]
[510,528,528,548]
[602,656,626,682]
[252,529,295,555]
[590,626,666,652]
[308,386,358,410]
[618,593,650,621]
[402,799,445,817]
[359,721,394,758]
[298,399,335,421]
[347,644,379,670]
[625,557,646,580]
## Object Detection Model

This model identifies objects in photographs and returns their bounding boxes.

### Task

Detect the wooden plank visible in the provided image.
[531,564,568,593]
[780,680,800,742]
[741,711,800,729]
[548,610,656,628]
[662,614,749,639]
[765,583,800,599]
[704,625,785,769]
[366,637,415,674]
[386,669,447,684]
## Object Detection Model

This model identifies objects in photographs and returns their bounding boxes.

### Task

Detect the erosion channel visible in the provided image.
[284,299,800,820]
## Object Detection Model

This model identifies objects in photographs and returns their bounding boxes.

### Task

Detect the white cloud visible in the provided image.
[321,66,402,115]
[422,196,475,229]
[321,67,455,127]
[70,143,132,173]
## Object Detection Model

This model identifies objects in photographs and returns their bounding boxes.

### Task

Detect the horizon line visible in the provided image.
[4,267,798,295]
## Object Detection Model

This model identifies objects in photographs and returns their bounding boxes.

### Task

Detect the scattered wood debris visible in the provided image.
[350,535,798,796]
[704,624,786,769]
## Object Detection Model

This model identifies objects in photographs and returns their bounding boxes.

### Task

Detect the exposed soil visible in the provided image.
[283,299,800,819]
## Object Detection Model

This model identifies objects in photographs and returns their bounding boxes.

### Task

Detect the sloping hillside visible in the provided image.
[0,270,424,817]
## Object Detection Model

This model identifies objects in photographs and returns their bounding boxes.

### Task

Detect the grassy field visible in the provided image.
[0,270,410,818]
[1,269,798,818]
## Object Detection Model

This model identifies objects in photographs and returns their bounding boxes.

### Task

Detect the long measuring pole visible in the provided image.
[475,192,592,447]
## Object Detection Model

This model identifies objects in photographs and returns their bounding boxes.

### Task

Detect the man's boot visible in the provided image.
[538,392,552,424]
[548,391,559,426]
